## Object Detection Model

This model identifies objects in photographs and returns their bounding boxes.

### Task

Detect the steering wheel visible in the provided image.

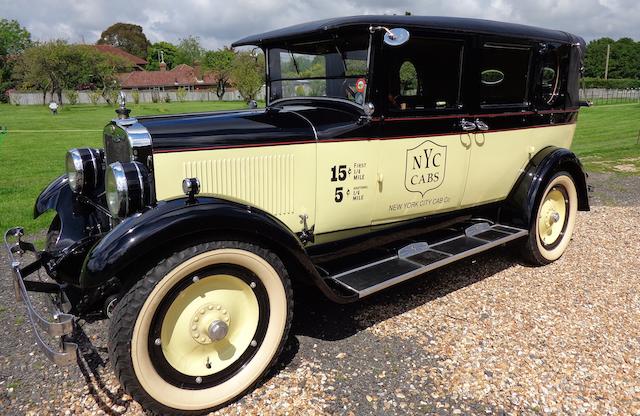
[342,79,356,100]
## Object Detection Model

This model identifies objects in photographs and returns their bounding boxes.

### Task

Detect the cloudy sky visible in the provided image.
[1,0,638,49]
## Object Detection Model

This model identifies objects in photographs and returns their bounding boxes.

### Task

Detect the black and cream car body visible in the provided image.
[5,16,589,414]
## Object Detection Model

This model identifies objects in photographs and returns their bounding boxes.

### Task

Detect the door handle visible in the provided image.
[460,118,477,131]
[474,119,489,131]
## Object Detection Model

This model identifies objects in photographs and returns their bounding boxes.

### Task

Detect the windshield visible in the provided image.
[267,34,370,105]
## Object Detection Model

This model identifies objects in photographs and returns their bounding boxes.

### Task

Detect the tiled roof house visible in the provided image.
[117,63,218,90]
[93,45,148,70]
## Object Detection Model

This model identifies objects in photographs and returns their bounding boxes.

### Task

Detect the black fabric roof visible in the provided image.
[232,15,582,47]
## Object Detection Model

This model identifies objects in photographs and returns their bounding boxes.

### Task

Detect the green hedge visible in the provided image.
[583,78,640,89]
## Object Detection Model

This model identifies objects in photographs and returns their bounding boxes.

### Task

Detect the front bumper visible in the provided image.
[4,227,77,365]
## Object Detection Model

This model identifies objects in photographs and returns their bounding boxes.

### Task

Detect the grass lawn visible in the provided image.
[0,101,638,235]
[572,103,640,174]
[0,101,249,234]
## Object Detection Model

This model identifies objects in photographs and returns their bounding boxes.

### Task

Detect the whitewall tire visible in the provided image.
[521,171,578,265]
[108,241,293,415]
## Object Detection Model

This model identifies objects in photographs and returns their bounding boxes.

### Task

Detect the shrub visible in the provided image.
[131,89,140,104]
[583,78,640,89]
[176,87,188,102]
[64,90,79,105]
[104,89,119,106]
[151,91,160,103]
[88,90,101,105]
[163,93,171,103]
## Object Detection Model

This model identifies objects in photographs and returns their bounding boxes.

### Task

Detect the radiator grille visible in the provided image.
[184,155,295,216]
[103,132,132,165]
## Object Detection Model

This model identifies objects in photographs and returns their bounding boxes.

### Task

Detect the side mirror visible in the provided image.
[359,102,375,125]
[248,100,258,109]
[363,102,375,117]
[384,28,410,46]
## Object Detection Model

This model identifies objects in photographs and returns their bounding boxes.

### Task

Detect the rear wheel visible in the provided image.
[108,241,293,415]
[521,171,578,265]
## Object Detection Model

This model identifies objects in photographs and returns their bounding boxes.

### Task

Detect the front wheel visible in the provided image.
[108,241,293,415]
[521,171,578,265]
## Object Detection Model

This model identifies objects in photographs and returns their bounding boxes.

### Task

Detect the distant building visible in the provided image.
[93,45,148,71]
[117,63,218,91]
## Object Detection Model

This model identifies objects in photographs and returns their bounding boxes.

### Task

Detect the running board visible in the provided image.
[329,223,527,298]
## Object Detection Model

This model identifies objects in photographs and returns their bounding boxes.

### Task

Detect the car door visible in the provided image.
[462,41,575,207]
[372,34,472,225]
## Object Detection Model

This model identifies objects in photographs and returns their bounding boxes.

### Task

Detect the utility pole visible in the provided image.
[604,44,610,80]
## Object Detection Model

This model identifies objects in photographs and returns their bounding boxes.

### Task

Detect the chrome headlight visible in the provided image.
[65,148,103,194]
[106,161,151,218]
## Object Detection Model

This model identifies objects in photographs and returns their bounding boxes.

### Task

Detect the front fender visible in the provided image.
[80,197,353,302]
[33,175,107,284]
[34,174,98,251]
[501,146,590,228]
[34,175,69,218]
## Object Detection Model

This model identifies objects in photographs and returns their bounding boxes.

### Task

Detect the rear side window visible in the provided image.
[480,43,532,108]
[537,43,569,108]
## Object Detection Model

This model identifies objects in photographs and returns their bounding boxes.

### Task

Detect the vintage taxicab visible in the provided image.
[5,15,589,414]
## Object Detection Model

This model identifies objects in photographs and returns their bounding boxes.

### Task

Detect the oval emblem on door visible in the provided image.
[481,69,505,85]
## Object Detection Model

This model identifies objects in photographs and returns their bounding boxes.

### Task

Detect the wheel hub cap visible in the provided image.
[158,273,260,377]
[538,187,567,246]
[208,320,229,342]
[189,303,230,344]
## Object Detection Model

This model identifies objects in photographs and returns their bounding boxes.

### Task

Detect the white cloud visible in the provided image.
[1,0,638,48]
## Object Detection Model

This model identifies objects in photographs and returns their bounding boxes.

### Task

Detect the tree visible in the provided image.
[82,45,131,105]
[584,38,612,78]
[14,40,67,104]
[14,41,130,105]
[203,47,235,99]
[0,19,31,102]
[97,23,150,59]
[585,37,640,79]
[12,42,51,104]
[608,38,640,79]
[175,36,204,66]
[146,41,178,70]
[232,51,264,102]
[399,61,417,93]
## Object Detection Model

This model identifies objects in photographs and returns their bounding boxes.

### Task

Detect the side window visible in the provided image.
[538,44,568,108]
[399,61,418,96]
[384,37,464,113]
[480,43,532,108]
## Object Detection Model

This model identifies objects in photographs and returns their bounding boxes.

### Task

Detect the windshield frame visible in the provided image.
[265,32,374,110]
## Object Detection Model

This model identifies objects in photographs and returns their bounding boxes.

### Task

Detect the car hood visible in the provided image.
[138,102,364,153]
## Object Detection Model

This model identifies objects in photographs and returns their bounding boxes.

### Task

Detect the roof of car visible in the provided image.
[232,15,583,47]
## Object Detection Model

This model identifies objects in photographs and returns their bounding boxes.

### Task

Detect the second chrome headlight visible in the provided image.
[106,161,151,218]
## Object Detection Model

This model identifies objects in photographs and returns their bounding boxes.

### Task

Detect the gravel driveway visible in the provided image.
[1,172,639,415]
